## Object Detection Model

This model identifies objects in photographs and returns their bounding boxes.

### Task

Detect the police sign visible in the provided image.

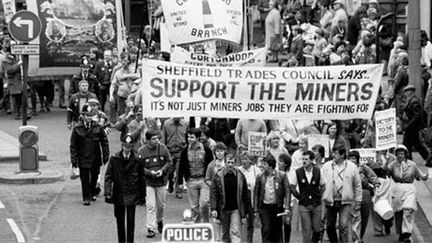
[161,223,214,242]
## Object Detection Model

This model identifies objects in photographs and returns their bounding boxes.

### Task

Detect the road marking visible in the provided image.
[0,200,4,208]
[6,218,25,243]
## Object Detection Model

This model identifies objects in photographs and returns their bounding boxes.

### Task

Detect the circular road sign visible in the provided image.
[8,11,42,43]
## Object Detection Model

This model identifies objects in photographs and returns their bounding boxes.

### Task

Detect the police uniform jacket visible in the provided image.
[70,121,109,168]
[104,151,145,205]
[67,92,98,124]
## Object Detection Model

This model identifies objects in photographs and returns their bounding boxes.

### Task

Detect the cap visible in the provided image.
[121,133,135,145]
[368,0,378,4]
[403,85,416,92]
[87,98,100,105]
[395,144,408,154]
[80,56,90,68]
[81,103,96,115]
[333,0,344,5]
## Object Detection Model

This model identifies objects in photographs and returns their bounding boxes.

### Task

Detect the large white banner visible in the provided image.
[161,0,243,45]
[375,108,397,150]
[142,60,383,120]
[171,46,267,67]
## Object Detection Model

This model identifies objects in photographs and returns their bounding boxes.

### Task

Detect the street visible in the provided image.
[0,108,431,243]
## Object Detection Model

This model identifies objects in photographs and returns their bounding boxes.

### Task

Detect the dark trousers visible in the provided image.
[360,190,372,238]
[12,93,22,115]
[114,204,136,243]
[326,202,351,243]
[79,167,100,201]
[403,126,429,160]
[98,84,110,112]
[259,204,284,243]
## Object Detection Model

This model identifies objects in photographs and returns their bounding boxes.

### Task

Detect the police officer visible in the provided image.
[70,104,109,205]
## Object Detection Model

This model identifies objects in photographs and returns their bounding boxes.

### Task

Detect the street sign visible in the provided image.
[8,11,42,43]
[11,44,40,55]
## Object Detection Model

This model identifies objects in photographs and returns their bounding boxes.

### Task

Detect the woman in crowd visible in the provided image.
[311,144,326,168]
[387,145,429,243]
[327,122,350,159]
[267,131,289,170]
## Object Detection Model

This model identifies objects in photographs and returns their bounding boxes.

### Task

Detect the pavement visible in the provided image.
[0,129,63,184]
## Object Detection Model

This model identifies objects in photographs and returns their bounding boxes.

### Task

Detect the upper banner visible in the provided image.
[161,0,243,45]
[27,0,125,76]
[142,60,383,120]
[171,46,267,67]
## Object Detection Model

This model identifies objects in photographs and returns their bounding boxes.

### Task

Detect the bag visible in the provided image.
[70,166,80,180]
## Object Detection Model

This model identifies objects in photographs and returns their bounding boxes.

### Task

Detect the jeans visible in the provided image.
[146,186,166,232]
[352,189,372,242]
[259,204,283,243]
[79,167,100,201]
[326,202,352,243]
[114,204,136,243]
[117,96,127,117]
[187,178,210,223]
[220,209,241,243]
[299,204,322,243]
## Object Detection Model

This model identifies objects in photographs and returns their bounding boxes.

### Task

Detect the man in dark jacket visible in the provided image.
[178,128,214,223]
[69,62,99,98]
[93,50,113,112]
[104,133,145,243]
[67,80,98,129]
[401,85,429,161]
[254,154,291,243]
[291,150,325,243]
[137,129,172,238]
[210,154,251,243]
[70,104,109,205]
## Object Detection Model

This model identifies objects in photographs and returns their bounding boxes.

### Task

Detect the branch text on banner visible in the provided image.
[141,60,383,120]
[171,46,267,67]
[375,108,397,150]
[161,0,243,45]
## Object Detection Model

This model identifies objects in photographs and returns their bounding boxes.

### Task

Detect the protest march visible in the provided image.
[1,0,432,243]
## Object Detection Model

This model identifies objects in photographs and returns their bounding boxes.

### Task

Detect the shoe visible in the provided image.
[32,110,38,116]
[385,224,391,235]
[168,183,174,193]
[94,186,101,196]
[6,109,11,114]
[146,229,156,238]
[83,200,90,206]
[91,196,97,201]
[175,192,183,199]
[402,233,411,243]
[40,107,46,113]
[158,221,163,233]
